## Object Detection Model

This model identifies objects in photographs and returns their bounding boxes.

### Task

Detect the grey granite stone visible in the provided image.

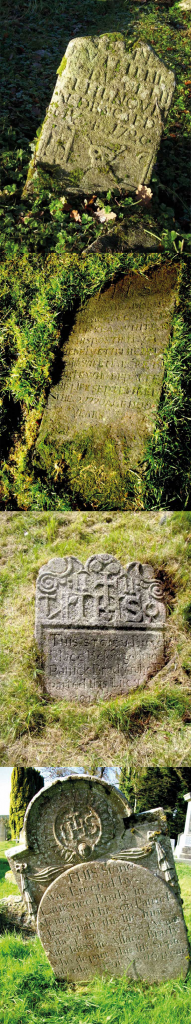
[35,554,166,700]
[27,36,175,195]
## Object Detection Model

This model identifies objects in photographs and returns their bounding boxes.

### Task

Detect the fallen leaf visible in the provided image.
[70,209,82,223]
[95,207,117,223]
[136,184,153,206]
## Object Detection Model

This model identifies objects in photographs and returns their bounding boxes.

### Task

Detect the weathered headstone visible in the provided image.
[35,554,166,700]
[175,793,191,864]
[7,776,189,982]
[37,859,188,983]
[0,817,6,841]
[26,36,175,195]
[36,265,178,483]
[6,775,131,917]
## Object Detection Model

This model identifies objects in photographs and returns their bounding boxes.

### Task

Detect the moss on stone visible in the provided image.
[57,55,67,76]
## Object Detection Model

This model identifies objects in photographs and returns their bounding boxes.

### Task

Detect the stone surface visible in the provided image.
[28,36,175,195]
[37,266,178,479]
[37,859,189,983]
[7,775,131,917]
[35,554,166,700]
[82,220,162,255]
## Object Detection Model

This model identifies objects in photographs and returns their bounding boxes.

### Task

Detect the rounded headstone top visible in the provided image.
[24,775,132,867]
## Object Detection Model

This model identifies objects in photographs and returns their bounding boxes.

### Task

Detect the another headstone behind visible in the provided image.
[27,37,175,195]
[35,554,166,700]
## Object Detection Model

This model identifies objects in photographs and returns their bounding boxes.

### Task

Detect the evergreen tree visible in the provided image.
[9,767,44,840]
[120,768,191,839]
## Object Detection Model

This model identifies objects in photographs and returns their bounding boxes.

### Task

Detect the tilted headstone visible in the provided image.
[38,860,188,983]
[36,266,178,483]
[7,776,189,982]
[35,554,166,700]
[175,793,191,864]
[26,36,175,195]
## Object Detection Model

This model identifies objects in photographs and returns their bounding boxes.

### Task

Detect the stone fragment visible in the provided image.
[35,554,166,700]
[27,36,175,195]
[37,859,189,983]
[36,265,178,482]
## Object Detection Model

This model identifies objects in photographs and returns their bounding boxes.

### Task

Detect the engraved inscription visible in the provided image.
[37,860,189,983]
[30,37,175,195]
[37,267,178,475]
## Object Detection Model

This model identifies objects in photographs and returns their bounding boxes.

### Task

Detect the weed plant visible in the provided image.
[0,510,191,766]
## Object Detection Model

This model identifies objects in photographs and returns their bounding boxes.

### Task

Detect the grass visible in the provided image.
[0,509,191,766]
[0,0,191,510]
[0,851,191,1024]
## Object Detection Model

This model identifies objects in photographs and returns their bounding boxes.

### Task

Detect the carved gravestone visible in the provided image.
[27,36,175,195]
[7,776,189,982]
[35,554,166,700]
[6,775,131,917]
[36,266,178,482]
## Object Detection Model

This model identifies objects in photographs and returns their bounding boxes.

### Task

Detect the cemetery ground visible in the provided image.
[0,509,191,766]
[0,1,191,511]
[0,842,191,1024]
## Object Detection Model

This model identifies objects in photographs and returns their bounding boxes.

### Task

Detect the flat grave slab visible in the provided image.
[37,266,178,478]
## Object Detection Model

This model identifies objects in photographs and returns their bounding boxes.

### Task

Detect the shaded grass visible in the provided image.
[0,862,190,1024]
[0,510,191,766]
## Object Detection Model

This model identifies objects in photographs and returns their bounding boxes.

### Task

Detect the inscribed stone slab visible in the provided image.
[28,36,175,195]
[6,775,131,917]
[37,859,189,982]
[37,266,178,472]
[35,554,166,700]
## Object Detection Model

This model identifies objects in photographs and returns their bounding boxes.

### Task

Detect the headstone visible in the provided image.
[36,265,178,486]
[35,554,166,700]
[6,775,132,917]
[175,793,191,864]
[37,859,188,983]
[26,37,175,195]
[7,776,189,982]
[0,817,6,841]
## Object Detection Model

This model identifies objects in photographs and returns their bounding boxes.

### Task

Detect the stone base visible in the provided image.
[42,627,165,701]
